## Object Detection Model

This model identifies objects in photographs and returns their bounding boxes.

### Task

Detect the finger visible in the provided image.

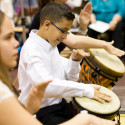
[93,85,101,90]
[94,96,105,104]
[77,50,90,57]
[84,3,92,14]
[116,49,125,56]
[98,93,112,102]
[83,2,92,11]
[110,40,114,45]
[33,88,37,94]
[73,49,78,55]
[111,48,125,57]
[30,88,37,96]
[100,92,111,98]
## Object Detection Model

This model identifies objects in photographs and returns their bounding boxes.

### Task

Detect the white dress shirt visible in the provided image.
[18,30,94,108]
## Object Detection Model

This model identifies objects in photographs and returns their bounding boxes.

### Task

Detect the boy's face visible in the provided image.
[45,18,73,46]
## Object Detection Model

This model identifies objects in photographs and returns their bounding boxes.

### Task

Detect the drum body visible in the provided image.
[72,84,121,120]
[79,49,125,89]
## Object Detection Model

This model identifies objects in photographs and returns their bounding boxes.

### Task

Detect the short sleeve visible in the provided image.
[0,81,14,104]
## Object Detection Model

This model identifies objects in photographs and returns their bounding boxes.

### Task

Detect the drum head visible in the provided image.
[85,49,125,77]
[74,84,120,114]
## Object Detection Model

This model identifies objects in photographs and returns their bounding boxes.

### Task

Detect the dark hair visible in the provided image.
[38,0,54,8]
[40,2,75,25]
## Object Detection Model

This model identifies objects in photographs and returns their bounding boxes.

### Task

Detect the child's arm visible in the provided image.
[63,33,125,57]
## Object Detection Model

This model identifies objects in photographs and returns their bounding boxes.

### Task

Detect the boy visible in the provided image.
[18,2,111,125]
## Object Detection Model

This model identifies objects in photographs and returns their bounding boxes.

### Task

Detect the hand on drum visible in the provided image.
[93,86,112,103]
[25,80,52,114]
[105,40,125,57]
[71,49,90,61]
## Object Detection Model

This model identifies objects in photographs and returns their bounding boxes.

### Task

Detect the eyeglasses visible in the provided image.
[51,22,70,36]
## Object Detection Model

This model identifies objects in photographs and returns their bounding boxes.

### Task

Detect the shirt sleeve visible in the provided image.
[44,79,94,98]
[61,55,81,82]
[25,56,94,99]
[116,0,125,19]
[0,81,14,104]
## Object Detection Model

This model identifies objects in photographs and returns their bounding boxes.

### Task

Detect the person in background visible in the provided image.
[88,0,125,50]
[0,0,14,26]
[0,10,116,125]
[29,0,54,32]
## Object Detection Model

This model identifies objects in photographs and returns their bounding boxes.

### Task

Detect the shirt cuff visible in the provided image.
[81,84,94,98]
[70,57,82,67]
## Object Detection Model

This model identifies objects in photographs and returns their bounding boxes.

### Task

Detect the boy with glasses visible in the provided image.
[18,2,112,125]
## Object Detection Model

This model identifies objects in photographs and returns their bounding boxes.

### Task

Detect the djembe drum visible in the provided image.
[72,84,120,122]
[79,49,125,89]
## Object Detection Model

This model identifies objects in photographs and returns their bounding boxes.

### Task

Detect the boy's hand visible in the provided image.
[92,86,112,103]
[26,80,52,114]
[71,49,90,61]
[104,40,125,57]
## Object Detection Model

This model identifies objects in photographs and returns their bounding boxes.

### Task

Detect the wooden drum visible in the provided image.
[72,84,120,120]
[79,49,125,89]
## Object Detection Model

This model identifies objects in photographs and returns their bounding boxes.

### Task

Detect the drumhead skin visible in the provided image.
[74,84,120,115]
[86,49,125,77]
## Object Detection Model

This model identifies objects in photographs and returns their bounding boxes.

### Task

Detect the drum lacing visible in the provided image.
[85,57,119,81]
[114,112,121,125]
[117,112,121,125]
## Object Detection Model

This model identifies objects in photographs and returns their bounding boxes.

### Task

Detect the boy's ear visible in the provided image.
[44,20,51,31]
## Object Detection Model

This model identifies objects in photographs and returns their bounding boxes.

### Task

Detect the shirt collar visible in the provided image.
[29,30,55,52]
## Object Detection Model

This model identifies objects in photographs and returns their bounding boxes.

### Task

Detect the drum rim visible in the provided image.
[84,57,119,81]
[72,97,120,116]
[85,49,125,78]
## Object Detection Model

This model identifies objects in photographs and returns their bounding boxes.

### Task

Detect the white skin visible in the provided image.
[61,113,117,125]
[0,16,19,68]
[63,33,125,57]
[26,80,52,114]
[0,13,116,125]
[0,97,116,125]
[37,18,73,47]
[79,2,93,31]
